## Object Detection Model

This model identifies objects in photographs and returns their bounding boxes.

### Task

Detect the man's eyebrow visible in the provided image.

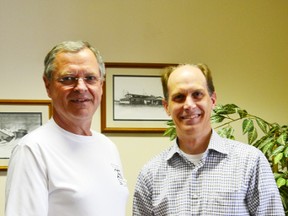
[170,92,184,99]
[58,71,74,76]
[58,71,99,76]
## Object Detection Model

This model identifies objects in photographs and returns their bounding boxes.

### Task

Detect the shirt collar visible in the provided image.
[165,130,229,161]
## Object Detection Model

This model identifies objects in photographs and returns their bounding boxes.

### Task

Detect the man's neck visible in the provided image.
[53,115,92,136]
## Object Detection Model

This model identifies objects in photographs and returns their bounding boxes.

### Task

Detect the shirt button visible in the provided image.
[192,194,199,199]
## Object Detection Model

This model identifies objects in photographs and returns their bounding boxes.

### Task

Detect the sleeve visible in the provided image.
[5,142,49,216]
[132,169,154,216]
[246,151,285,216]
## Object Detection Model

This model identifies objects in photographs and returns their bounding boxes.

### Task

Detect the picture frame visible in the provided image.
[0,99,52,170]
[101,62,177,133]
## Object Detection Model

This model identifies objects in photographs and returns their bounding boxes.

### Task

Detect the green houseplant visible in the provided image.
[164,103,288,214]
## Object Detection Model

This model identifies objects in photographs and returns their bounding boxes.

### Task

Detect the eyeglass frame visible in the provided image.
[56,75,104,86]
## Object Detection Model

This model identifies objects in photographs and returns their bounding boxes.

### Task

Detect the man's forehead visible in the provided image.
[169,65,205,82]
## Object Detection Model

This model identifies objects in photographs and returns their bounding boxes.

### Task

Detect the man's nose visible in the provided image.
[74,78,88,91]
[184,97,196,109]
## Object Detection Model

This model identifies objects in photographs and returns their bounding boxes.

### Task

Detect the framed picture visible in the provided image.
[101,62,177,133]
[0,99,52,170]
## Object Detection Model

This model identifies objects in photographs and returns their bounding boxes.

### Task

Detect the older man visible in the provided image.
[6,41,129,216]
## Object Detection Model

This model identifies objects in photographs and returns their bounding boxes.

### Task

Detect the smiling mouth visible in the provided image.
[181,114,201,120]
[71,98,91,103]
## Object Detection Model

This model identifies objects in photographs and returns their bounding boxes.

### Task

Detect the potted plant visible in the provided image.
[164,103,288,214]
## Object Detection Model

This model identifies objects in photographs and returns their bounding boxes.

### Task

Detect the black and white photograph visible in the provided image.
[101,63,176,133]
[0,112,42,159]
[0,100,52,169]
[113,75,169,121]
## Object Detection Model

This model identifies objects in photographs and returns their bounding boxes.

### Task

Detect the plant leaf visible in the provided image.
[284,147,288,158]
[166,120,175,126]
[270,123,280,133]
[274,153,283,165]
[163,127,175,137]
[271,145,285,157]
[277,133,287,145]
[226,104,239,109]
[242,119,254,135]
[224,104,238,114]
[170,132,177,141]
[217,128,229,138]
[212,104,225,114]
[274,172,283,180]
[248,127,258,144]
[238,109,248,118]
[262,141,275,155]
[276,177,286,188]
[255,118,268,134]
[213,104,239,115]
[210,114,225,123]
[257,137,274,150]
[217,126,235,140]
[252,136,268,148]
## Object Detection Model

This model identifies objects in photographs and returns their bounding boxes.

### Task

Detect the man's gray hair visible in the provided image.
[43,40,105,80]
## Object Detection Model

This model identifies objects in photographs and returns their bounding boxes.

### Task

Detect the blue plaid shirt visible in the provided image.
[133,130,284,215]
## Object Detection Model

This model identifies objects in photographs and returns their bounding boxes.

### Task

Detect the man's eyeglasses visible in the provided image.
[57,75,103,86]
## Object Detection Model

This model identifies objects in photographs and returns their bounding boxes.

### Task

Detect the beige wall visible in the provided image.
[0,1,287,215]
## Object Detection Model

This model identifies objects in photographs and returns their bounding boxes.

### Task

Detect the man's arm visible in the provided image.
[5,143,48,216]
[246,152,285,215]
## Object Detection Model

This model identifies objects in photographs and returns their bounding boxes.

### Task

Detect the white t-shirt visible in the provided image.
[5,119,129,216]
[179,149,205,165]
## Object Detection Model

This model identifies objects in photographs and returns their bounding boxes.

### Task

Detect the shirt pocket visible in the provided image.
[202,188,249,216]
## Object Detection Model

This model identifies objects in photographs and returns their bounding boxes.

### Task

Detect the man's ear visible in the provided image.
[162,99,170,116]
[43,76,52,98]
[210,92,217,109]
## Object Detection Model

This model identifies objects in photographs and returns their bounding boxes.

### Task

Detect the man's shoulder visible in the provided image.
[225,138,261,152]
[140,146,173,174]
[210,132,266,163]
[219,137,266,163]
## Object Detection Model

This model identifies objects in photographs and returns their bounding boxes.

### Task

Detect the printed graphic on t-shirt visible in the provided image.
[111,164,127,186]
